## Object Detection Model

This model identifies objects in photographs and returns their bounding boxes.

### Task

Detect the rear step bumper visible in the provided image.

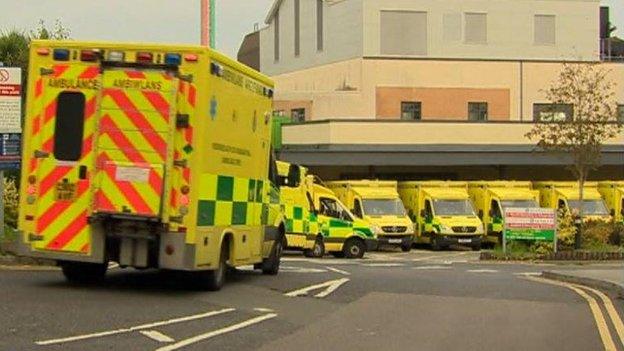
[13,230,107,264]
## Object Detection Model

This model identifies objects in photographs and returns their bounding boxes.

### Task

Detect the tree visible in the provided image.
[526,63,622,249]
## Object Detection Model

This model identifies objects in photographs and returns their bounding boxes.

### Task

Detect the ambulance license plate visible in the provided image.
[388,239,402,244]
[458,239,472,244]
[55,182,77,201]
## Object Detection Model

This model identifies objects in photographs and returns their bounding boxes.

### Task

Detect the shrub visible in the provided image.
[557,210,577,250]
[582,220,614,247]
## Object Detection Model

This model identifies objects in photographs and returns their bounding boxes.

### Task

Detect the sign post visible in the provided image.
[0,67,22,239]
[503,207,558,254]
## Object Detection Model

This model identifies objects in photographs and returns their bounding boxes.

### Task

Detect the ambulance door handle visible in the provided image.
[34,150,49,159]
[78,166,87,180]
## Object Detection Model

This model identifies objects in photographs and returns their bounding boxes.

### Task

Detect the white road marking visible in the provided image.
[363,263,405,267]
[467,269,499,273]
[108,262,120,269]
[412,266,452,270]
[285,278,350,298]
[280,266,328,273]
[155,313,278,351]
[35,308,235,346]
[324,266,351,275]
[140,330,175,343]
[513,272,542,277]
[253,308,274,313]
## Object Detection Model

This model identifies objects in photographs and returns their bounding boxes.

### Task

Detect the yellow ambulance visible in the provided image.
[468,181,540,246]
[533,182,611,222]
[598,181,624,224]
[398,181,484,251]
[312,182,377,258]
[276,161,323,257]
[17,40,284,290]
[325,180,414,251]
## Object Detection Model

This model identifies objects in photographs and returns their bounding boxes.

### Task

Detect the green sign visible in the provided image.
[505,229,555,241]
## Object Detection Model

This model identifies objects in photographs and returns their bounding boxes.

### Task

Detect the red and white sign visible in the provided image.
[505,208,556,230]
[0,67,22,132]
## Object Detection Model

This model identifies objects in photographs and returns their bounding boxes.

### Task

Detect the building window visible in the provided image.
[380,11,428,56]
[533,103,573,122]
[294,0,300,57]
[617,104,624,122]
[468,102,488,121]
[401,102,422,120]
[465,13,487,44]
[317,0,324,51]
[274,9,280,61]
[534,15,556,45]
[291,108,306,123]
[54,91,86,161]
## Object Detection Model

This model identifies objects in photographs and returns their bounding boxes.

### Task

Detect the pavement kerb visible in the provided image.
[542,271,624,298]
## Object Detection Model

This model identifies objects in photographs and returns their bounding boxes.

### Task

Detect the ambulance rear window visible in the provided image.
[54,91,85,161]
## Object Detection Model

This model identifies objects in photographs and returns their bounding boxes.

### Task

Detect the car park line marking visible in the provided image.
[280,265,328,273]
[140,330,175,343]
[524,276,616,351]
[35,308,236,346]
[363,263,405,267]
[253,308,274,313]
[513,272,541,276]
[324,266,351,275]
[412,266,452,270]
[155,313,278,351]
[285,278,350,298]
[108,262,120,269]
[576,284,624,347]
[467,269,499,273]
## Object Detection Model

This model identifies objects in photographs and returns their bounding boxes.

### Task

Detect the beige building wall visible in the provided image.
[363,0,600,61]
[272,59,624,121]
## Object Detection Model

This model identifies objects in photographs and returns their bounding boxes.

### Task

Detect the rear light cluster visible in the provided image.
[38,47,199,65]
[26,175,37,205]
[179,185,190,215]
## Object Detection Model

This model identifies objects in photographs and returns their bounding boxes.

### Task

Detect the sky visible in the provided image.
[0,0,621,58]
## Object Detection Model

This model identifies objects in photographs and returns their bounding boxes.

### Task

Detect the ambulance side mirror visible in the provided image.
[420,209,426,218]
[478,210,484,219]
[610,209,615,216]
[488,209,494,218]
[287,165,301,188]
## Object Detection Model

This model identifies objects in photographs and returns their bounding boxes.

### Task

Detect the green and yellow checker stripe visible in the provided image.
[196,174,267,227]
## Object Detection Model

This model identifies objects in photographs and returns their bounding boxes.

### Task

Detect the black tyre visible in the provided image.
[262,235,284,275]
[343,238,366,259]
[199,243,228,291]
[400,242,412,252]
[61,261,108,283]
[304,236,325,258]
[430,235,442,251]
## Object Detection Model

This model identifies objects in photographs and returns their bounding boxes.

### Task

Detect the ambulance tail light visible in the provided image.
[107,51,125,62]
[184,54,198,62]
[80,50,99,62]
[36,48,50,56]
[53,49,70,61]
[165,53,181,66]
[28,175,37,184]
[136,52,153,64]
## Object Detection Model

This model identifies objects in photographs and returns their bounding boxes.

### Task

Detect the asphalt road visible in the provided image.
[1,249,622,351]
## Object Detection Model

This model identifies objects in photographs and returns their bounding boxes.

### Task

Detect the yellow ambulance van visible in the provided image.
[468,181,540,246]
[325,180,414,251]
[17,40,284,290]
[534,182,611,222]
[398,181,484,251]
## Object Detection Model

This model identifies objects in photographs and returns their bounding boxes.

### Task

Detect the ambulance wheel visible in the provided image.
[400,243,412,252]
[431,236,442,251]
[61,261,108,283]
[200,243,228,291]
[304,236,325,258]
[343,238,366,259]
[262,235,284,275]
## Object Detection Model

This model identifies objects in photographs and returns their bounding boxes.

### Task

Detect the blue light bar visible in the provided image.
[165,53,181,66]
[53,49,70,61]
